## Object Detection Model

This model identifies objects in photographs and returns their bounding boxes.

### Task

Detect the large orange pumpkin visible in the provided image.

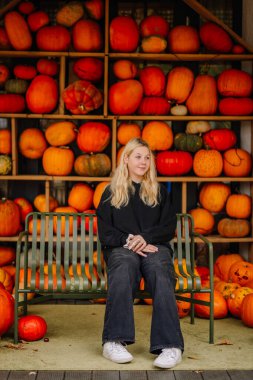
[165,66,194,104]
[0,129,11,155]
[199,182,231,212]
[168,25,200,53]
[227,286,253,318]
[117,123,141,145]
[228,261,253,287]
[193,149,223,177]
[109,79,143,115]
[176,293,191,318]
[77,122,111,153]
[93,181,109,209]
[0,198,21,237]
[223,148,252,177]
[139,66,166,97]
[19,128,47,159]
[68,183,94,212]
[189,208,215,235]
[36,25,71,51]
[0,287,14,336]
[72,19,103,52]
[186,75,218,115]
[241,293,253,327]
[226,194,252,219]
[142,121,173,151]
[53,206,79,236]
[42,146,74,176]
[26,75,58,114]
[214,253,244,282]
[217,68,253,97]
[45,121,77,147]
[4,11,32,51]
[0,246,15,266]
[217,218,251,238]
[110,16,139,52]
[194,290,228,319]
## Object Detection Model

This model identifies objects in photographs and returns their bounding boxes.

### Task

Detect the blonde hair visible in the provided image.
[110,138,159,208]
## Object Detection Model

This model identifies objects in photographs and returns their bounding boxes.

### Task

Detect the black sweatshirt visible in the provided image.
[96,182,177,249]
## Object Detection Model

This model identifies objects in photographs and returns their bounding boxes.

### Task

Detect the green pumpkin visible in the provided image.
[174,133,203,153]
[5,79,28,94]
[74,153,111,177]
[0,155,12,175]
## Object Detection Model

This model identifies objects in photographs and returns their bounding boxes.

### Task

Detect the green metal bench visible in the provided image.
[14,212,214,344]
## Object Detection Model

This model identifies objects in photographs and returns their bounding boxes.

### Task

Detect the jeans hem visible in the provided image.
[103,338,135,346]
[150,344,184,355]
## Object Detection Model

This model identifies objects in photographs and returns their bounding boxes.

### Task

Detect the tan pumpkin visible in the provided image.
[56,2,84,27]
[193,149,223,177]
[226,194,252,219]
[141,36,167,53]
[189,208,215,235]
[165,66,194,104]
[199,182,231,212]
[42,147,74,176]
[217,218,251,237]
[74,153,111,177]
[186,75,218,115]
[45,121,77,147]
[141,121,173,151]
[186,121,212,134]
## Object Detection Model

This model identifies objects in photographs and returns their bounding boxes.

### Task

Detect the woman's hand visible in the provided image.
[128,234,147,253]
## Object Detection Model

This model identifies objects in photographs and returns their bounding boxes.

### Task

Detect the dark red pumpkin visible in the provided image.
[219,97,253,116]
[27,10,50,32]
[0,198,21,236]
[203,129,237,151]
[0,26,11,50]
[72,19,103,52]
[36,25,71,51]
[139,66,166,96]
[77,122,111,153]
[26,75,58,114]
[13,64,37,80]
[4,11,32,51]
[36,58,59,77]
[217,69,253,97]
[62,80,103,115]
[138,97,170,115]
[110,16,139,52]
[156,151,193,176]
[73,58,104,82]
[0,94,25,113]
[0,287,14,336]
[18,315,47,341]
[84,0,104,20]
[200,22,233,53]
[109,79,143,115]
[18,1,35,15]
[194,290,228,319]
[140,15,169,38]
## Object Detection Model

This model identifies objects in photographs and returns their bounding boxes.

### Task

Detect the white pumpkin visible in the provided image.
[186,121,212,134]
[170,104,188,116]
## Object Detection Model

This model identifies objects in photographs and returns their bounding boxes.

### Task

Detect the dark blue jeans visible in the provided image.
[102,245,184,354]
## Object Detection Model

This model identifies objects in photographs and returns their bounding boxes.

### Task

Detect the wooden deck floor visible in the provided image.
[0,370,253,380]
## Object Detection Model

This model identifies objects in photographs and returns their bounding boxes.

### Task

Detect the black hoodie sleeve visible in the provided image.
[96,187,128,247]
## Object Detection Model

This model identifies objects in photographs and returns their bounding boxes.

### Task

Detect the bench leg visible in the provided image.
[14,297,19,344]
[209,291,214,344]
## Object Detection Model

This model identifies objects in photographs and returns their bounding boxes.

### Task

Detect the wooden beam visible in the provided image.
[183,0,253,52]
[0,0,22,17]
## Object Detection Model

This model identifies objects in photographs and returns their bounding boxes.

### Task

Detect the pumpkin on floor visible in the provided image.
[227,287,253,318]
[0,287,14,336]
[241,294,253,327]
[228,261,253,287]
[214,253,244,282]
[194,290,228,319]
[18,315,47,341]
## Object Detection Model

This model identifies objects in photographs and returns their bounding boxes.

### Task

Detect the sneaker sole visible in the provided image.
[103,352,133,364]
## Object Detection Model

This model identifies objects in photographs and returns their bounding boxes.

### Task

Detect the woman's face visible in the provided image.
[124,146,150,182]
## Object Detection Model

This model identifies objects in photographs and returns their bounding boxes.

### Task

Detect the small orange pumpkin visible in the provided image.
[117,123,141,145]
[189,208,215,235]
[193,149,223,177]
[199,182,231,212]
[223,148,252,177]
[241,293,253,327]
[0,129,11,155]
[72,19,103,52]
[42,147,74,176]
[226,194,252,219]
[19,128,47,159]
[227,286,253,318]
[53,206,79,236]
[142,121,173,151]
[33,194,59,212]
[168,25,200,53]
[45,121,77,147]
[113,60,138,80]
[0,246,15,266]
[68,183,94,212]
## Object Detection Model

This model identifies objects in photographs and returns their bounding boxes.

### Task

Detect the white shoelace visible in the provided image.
[108,342,127,353]
[160,348,178,359]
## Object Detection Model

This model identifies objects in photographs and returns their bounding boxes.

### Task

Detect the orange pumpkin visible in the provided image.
[189,208,215,235]
[219,97,253,116]
[200,22,233,53]
[217,218,251,238]
[142,121,173,151]
[199,182,231,212]
[36,25,71,51]
[0,198,21,237]
[109,79,143,115]
[113,60,138,80]
[68,183,94,212]
[28,218,41,235]
[84,0,104,20]
[241,293,253,327]
[165,66,194,104]
[68,263,98,282]
[72,19,103,52]
[45,121,77,147]
[4,11,32,51]
[223,148,252,177]
[0,246,15,266]
[27,10,50,32]
[36,58,59,77]
[19,128,47,159]
[176,293,191,318]
[33,194,59,212]
[217,68,253,97]
[139,66,166,97]
[193,149,223,177]
[110,16,139,52]
[141,36,167,53]
[0,287,14,336]
[186,75,218,115]
[0,268,13,292]
[43,274,66,291]
[0,129,11,155]
[73,58,104,82]
[1,265,16,279]
[53,206,79,236]
[77,122,111,153]
[214,281,240,299]
[42,262,65,277]
[194,290,228,319]
[93,181,109,209]
[13,64,37,80]
[227,286,253,318]
[117,123,141,145]
[42,147,74,176]
[228,261,253,287]
[168,25,200,53]
[26,75,58,114]
[117,146,125,166]
[214,253,244,282]
[226,194,252,219]
[140,15,169,38]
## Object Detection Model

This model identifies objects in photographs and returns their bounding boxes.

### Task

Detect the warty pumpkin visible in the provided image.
[214,253,244,282]
[214,281,240,300]
[226,194,252,219]
[217,218,251,238]
[174,133,203,153]
[199,182,231,212]
[186,75,218,115]
[193,149,223,177]
[74,153,111,177]
[56,1,84,27]
[228,261,253,287]
[42,146,75,176]
[45,121,77,147]
[165,66,194,104]
[227,286,253,318]
[223,148,252,177]
[142,121,173,151]
[0,155,12,175]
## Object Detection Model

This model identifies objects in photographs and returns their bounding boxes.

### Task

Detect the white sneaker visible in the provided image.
[153,348,182,369]
[103,341,133,364]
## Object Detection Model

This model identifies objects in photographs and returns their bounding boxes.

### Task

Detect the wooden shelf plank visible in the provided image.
[109,53,253,61]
